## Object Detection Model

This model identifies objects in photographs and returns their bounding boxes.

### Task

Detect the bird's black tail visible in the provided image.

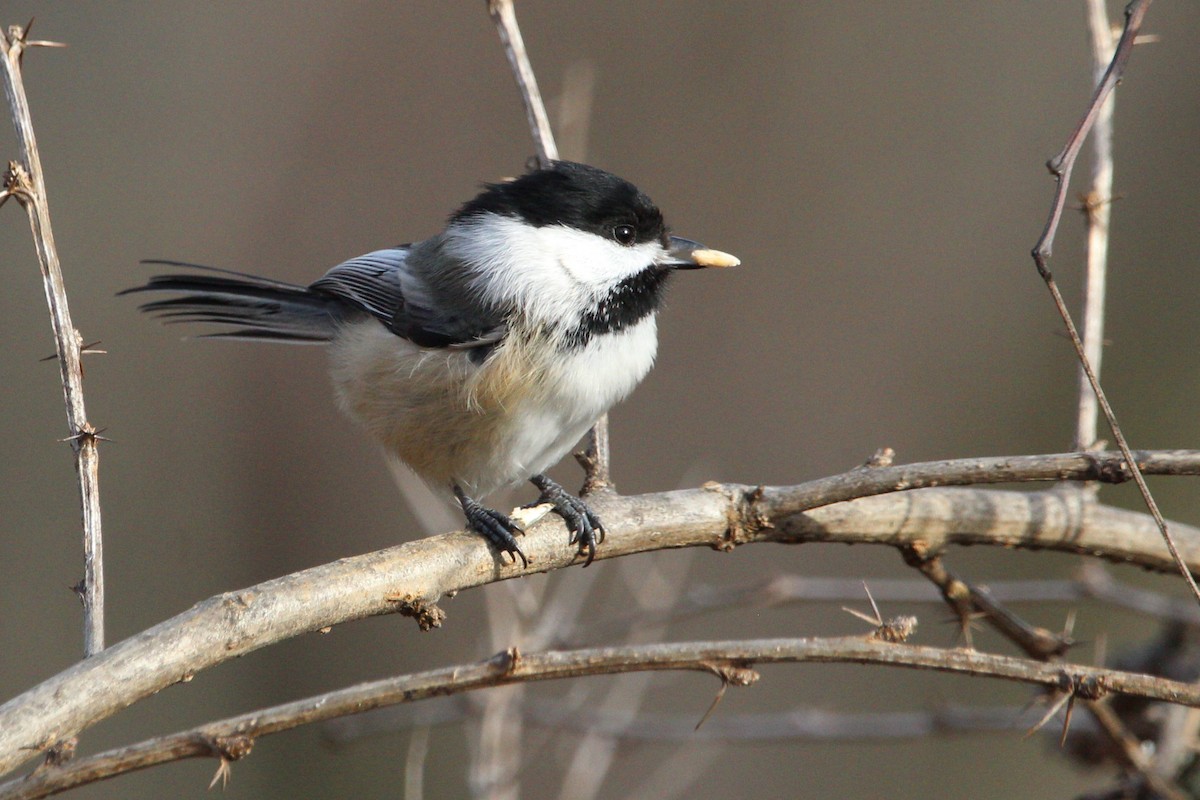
[121,261,341,343]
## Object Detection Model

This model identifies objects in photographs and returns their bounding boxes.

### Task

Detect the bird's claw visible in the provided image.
[456,487,528,568]
[528,474,606,567]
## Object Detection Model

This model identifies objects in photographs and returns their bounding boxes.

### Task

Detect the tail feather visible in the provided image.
[122,261,341,343]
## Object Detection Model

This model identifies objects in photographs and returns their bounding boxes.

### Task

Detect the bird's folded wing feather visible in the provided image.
[310,248,505,349]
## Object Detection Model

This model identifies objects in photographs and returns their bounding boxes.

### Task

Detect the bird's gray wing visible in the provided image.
[309,248,504,349]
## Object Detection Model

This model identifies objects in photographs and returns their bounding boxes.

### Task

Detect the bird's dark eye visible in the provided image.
[612,224,637,246]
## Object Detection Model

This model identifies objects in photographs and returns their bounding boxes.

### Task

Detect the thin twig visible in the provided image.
[486,0,613,491]
[1029,2,1195,608]
[487,0,558,167]
[1075,0,1119,451]
[0,23,104,656]
[10,635,1200,800]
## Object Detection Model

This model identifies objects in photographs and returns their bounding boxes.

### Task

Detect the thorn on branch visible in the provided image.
[1060,694,1078,747]
[697,661,759,730]
[1026,690,1073,740]
[4,19,67,59]
[843,582,919,643]
[1,160,32,208]
[58,423,110,446]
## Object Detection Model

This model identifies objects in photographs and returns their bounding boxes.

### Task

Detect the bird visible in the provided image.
[123,160,738,567]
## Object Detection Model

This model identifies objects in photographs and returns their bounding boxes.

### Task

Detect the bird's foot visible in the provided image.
[455,485,527,568]
[527,474,606,567]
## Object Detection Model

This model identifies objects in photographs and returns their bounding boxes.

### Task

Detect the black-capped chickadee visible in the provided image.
[124,161,738,567]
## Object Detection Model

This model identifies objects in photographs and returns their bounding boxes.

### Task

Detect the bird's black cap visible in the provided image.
[452,161,668,247]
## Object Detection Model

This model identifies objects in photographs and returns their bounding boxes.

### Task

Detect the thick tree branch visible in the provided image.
[0,24,104,656]
[10,634,1200,800]
[3,449,1200,776]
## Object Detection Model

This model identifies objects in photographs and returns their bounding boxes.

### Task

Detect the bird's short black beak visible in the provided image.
[662,236,740,270]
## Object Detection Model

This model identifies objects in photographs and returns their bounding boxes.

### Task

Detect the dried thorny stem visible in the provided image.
[1029,2,1197,608]
[487,0,613,492]
[11,635,1200,800]
[0,23,104,657]
[901,547,1070,659]
[906,548,1186,796]
[1075,0,1119,452]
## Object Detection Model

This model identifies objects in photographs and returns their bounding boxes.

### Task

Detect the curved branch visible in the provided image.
[2,449,1200,776]
[6,635,1200,800]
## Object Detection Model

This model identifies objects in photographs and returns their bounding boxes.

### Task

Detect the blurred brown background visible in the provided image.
[2,2,1199,798]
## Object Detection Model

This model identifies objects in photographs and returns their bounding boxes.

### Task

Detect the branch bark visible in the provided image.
[3,449,1200,776]
[0,24,104,657]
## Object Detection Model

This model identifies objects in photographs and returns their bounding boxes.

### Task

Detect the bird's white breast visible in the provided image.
[328,315,658,497]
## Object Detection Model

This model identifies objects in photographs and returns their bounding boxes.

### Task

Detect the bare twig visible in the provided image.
[1028,2,1194,608]
[5,450,1200,776]
[1075,0,1119,451]
[487,0,558,167]
[11,635,1200,800]
[0,23,104,656]
[487,0,613,492]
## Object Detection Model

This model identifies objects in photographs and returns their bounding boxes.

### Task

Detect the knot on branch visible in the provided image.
[874,615,918,643]
[706,661,760,688]
[205,733,254,763]
[387,594,446,631]
[705,483,772,550]
[1057,671,1108,703]
[694,660,760,730]
[1089,453,1133,484]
